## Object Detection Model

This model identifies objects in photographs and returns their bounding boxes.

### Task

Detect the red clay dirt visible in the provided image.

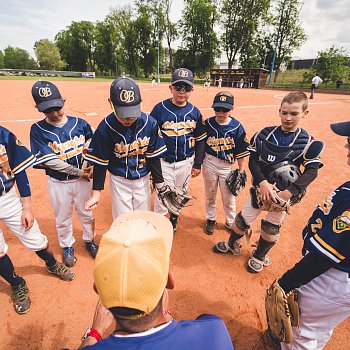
[0,80,349,350]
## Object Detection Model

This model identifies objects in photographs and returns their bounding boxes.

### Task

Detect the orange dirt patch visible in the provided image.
[0,80,349,349]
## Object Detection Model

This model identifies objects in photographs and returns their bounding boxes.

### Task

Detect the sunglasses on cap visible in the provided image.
[172,84,193,92]
[43,106,63,113]
[214,107,231,113]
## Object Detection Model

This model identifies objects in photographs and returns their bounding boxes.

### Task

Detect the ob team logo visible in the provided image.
[120,90,135,104]
[178,69,189,78]
[38,87,52,98]
[220,96,227,102]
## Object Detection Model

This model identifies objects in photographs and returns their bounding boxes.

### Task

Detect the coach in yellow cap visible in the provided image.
[79,211,234,349]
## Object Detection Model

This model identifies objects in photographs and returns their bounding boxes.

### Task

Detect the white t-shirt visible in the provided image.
[312,76,323,85]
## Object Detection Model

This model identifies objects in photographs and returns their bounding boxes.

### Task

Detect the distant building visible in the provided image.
[288,59,317,70]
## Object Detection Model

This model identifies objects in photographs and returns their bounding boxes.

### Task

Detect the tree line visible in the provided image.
[0,0,348,84]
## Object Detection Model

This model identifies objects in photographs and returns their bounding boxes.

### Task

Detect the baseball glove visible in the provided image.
[250,187,290,212]
[265,280,300,344]
[226,169,247,196]
[157,184,193,217]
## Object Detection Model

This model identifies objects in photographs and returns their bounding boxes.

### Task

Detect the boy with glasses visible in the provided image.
[150,68,207,232]
[203,91,250,235]
[30,81,98,267]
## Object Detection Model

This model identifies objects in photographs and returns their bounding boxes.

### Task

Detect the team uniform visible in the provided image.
[151,98,207,215]
[0,126,47,256]
[30,116,96,249]
[203,116,250,227]
[214,125,323,272]
[84,112,167,219]
[277,182,350,349]
[82,314,234,350]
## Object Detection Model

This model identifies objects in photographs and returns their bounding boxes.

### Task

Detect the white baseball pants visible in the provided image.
[109,173,151,220]
[281,268,350,350]
[154,157,194,216]
[0,188,48,257]
[202,154,236,225]
[48,177,95,248]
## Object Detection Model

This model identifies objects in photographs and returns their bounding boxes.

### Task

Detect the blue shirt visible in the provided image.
[30,116,93,181]
[151,99,207,161]
[205,116,250,163]
[82,314,234,350]
[0,126,35,196]
[84,112,167,180]
[303,181,350,273]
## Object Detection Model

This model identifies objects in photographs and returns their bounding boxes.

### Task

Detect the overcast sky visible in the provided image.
[0,0,349,62]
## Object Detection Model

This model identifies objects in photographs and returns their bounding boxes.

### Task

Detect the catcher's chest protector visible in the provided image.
[256,126,311,167]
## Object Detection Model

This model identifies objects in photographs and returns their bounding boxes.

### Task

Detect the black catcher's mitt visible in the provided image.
[157,184,193,217]
[226,169,247,196]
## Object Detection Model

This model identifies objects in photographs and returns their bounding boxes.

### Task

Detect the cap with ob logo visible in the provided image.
[31,81,64,112]
[172,68,194,86]
[110,76,142,119]
[212,92,234,110]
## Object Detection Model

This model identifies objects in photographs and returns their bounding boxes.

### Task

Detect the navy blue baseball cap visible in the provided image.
[32,81,64,112]
[212,93,234,109]
[110,76,142,119]
[172,68,194,86]
[330,121,350,137]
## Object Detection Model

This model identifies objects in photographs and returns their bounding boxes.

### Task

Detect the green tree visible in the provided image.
[0,50,4,68]
[313,46,349,83]
[179,0,219,74]
[3,46,37,69]
[163,0,177,73]
[34,39,65,70]
[108,5,135,76]
[55,21,95,71]
[221,0,270,69]
[270,0,307,82]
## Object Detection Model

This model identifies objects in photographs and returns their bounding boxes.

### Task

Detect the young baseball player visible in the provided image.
[0,125,74,314]
[203,91,250,235]
[213,92,324,273]
[267,121,350,349]
[84,76,167,220]
[150,68,207,231]
[30,81,98,267]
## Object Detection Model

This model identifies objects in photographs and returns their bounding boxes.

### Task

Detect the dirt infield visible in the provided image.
[0,80,349,350]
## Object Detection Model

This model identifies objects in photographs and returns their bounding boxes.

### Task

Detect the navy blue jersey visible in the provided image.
[150,99,206,161]
[84,112,167,180]
[0,126,36,196]
[30,116,93,181]
[303,181,350,272]
[205,116,250,163]
[82,314,234,350]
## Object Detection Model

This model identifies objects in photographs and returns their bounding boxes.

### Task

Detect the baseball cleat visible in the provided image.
[85,240,99,259]
[62,246,77,267]
[12,280,31,314]
[205,219,216,235]
[47,262,75,281]
[212,241,241,255]
[247,254,271,273]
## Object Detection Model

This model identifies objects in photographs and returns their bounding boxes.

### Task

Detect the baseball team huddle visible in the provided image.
[0,67,349,350]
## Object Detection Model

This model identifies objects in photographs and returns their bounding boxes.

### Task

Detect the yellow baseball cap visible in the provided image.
[94,211,173,318]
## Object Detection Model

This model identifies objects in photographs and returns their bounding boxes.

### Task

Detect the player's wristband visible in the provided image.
[81,327,102,342]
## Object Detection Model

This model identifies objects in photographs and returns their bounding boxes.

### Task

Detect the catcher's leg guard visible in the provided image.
[226,212,249,242]
[248,220,279,273]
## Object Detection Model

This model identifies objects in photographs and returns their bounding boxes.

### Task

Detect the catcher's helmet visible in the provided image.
[267,161,301,191]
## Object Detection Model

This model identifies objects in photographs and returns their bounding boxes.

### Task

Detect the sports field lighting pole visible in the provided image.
[268,2,285,87]
[157,0,161,84]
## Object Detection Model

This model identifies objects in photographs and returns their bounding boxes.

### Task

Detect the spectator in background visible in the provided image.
[310,73,323,99]
[79,211,234,349]
[336,79,343,89]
